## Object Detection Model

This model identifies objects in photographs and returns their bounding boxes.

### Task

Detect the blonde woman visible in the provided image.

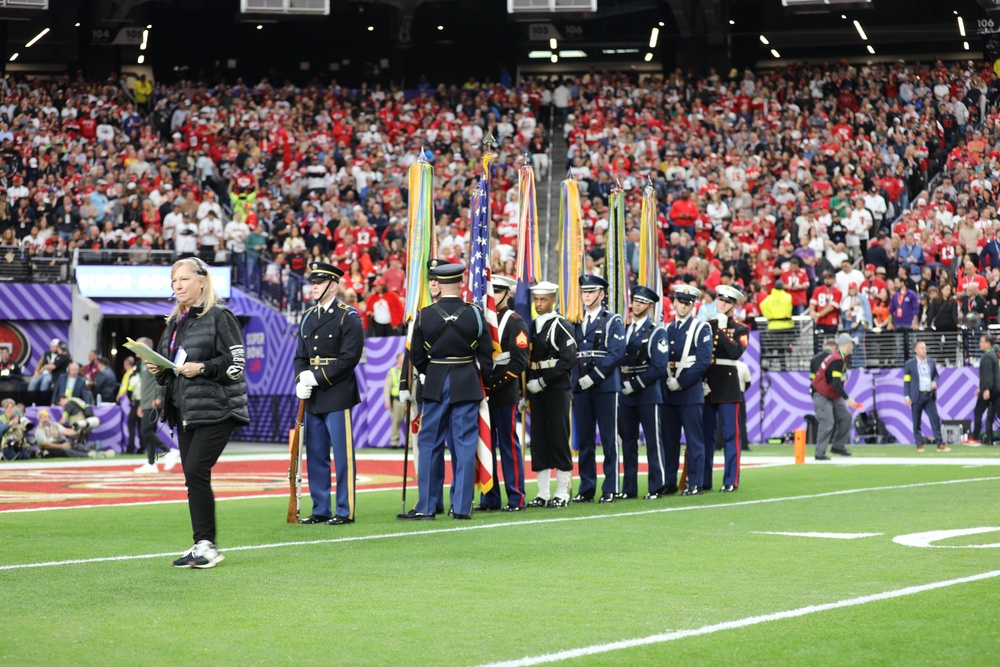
[146,257,249,569]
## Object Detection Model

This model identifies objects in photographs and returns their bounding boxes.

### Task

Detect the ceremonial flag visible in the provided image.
[639,184,663,322]
[558,178,585,323]
[404,156,435,324]
[469,175,498,494]
[514,163,541,330]
[605,188,630,318]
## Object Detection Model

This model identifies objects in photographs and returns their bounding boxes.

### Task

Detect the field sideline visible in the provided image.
[1,447,998,666]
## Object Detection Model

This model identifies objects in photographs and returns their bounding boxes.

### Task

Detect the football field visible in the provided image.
[1,446,998,666]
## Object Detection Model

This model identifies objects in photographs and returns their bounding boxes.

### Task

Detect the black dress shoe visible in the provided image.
[815,455,831,461]
[832,448,853,457]
[571,493,594,503]
[615,493,637,500]
[526,497,547,508]
[502,505,525,512]
[643,489,663,500]
[473,504,500,512]
[546,497,569,508]
[396,509,436,520]
[447,506,454,517]
[681,486,702,496]
[661,484,679,495]
[325,516,354,525]
[720,485,736,493]
[452,513,472,520]
[701,486,713,491]
[598,493,616,503]
[298,515,333,524]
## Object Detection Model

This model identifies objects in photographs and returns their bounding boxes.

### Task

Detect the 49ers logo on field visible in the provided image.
[0,322,31,366]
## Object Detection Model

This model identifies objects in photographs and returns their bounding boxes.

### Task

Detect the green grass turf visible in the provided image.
[1,460,998,666]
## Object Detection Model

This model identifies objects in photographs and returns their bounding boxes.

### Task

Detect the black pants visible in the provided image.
[178,418,236,545]
[127,402,140,453]
[141,409,163,464]
[972,393,1000,443]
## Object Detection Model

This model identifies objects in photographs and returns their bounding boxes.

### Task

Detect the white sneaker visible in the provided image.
[190,540,224,569]
[161,448,182,471]
[134,462,159,474]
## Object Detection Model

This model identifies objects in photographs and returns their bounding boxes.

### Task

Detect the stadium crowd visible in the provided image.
[1,60,999,339]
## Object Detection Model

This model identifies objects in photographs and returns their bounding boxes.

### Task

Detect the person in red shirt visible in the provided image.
[810,271,842,334]
[331,231,359,275]
[669,190,698,237]
[859,264,887,300]
[934,230,958,269]
[364,278,405,337]
[781,256,810,315]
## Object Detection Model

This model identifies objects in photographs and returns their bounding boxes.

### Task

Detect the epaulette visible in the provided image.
[337,302,352,311]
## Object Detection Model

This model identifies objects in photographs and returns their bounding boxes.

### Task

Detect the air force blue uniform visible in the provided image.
[662,308,713,492]
[573,277,626,500]
[619,313,669,497]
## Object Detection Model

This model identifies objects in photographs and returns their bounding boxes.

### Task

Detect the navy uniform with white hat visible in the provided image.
[525,281,578,508]
[700,284,750,493]
[572,274,626,503]
[403,263,493,520]
[618,285,669,499]
[293,261,365,525]
[658,283,713,497]
[478,275,530,511]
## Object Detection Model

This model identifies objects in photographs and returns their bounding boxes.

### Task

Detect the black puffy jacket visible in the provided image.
[155,304,250,430]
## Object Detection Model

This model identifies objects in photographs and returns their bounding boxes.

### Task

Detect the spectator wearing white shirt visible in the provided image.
[224,215,250,284]
[198,211,223,263]
[196,190,223,221]
[162,203,183,244]
[863,186,887,230]
[845,198,872,259]
[835,259,865,298]
[174,214,199,258]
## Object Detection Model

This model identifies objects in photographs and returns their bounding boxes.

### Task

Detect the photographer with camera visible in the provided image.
[31,408,94,458]
[55,395,115,458]
[1,398,34,460]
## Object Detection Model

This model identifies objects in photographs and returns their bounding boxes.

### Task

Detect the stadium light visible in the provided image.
[550,54,558,63]
[528,50,552,59]
[137,55,145,64]
[759,35,770,45]
[853,20,867,41]
[9,52,17,62]
[958,17,966,37]
[437,25,443,30]
[549,37,557,49]
[74,22,80,27]
[644,52,653,62]
[140,30,148,51]
[867,44,875,54]
[771,49,781,59]
[841,14,846,19]
[367,25,374,31]
[658,21,664,27]
[649,27,659,49]
[729,20,735,25]
[25,28,50,48]
[964,41,970,50]
[560,50,587,58]
[146,24,152,29]
[256,24,263,30]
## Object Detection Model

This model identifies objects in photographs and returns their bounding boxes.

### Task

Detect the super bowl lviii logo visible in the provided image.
[0,322,30,369]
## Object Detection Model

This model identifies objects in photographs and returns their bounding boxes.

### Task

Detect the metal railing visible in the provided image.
[0,245,70,283]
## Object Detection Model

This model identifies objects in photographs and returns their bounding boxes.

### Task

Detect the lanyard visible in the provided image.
[170,311,188,355]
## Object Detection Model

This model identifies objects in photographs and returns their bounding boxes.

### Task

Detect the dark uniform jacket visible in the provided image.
[52,375,92,406]
[155,304,250,430]
[293,298,364,414]
[979,348,1000,396]
[527,312,577,389]
[410,295,493,404]
[705,318,750,404]
[485,306,529,406]
[663,315,713,406]
[620,316,668,407]
[573,307,626,393]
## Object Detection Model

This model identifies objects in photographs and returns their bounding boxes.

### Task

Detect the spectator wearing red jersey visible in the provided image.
[860,264,887,301]
[810,271,842,334]
[365,278,404,337]
[668,190,698,238]
[781,255,810,315]
[331,232,359,275]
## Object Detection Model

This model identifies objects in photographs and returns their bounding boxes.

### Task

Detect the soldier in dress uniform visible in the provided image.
[657,283,713,497]
[293,261,365,525]
[618,285,669,500]
[399,263,493,520]
[572,274,626,503]
[700,284,750,493]
[477,275,530,512]
[524,281,577,508]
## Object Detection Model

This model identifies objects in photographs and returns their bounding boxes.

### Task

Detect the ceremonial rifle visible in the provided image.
[286,399,306,523]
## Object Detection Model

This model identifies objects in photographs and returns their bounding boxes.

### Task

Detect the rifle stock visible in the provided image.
[286,399,306,523]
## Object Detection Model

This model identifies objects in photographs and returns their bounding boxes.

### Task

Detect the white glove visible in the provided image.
[527,379,543,394]
[398,389,412,404]
[418,373,426,385]
[717,313,728,328]
[299,371,318,387]
[578,375,595,391]
[296,382,313,400]
[666,377,681,392]
[517,398,527,413]
[622,381,635,395]
[493,352,511,366]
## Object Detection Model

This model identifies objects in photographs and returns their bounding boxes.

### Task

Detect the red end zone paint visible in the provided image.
[0,457,753,512]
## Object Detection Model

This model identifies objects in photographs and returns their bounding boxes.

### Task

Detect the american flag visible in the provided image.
[470,176,499,494]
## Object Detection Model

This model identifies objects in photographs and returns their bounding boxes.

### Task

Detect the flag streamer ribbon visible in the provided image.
[638,184,663,322]
[605,187,630,319]
[558,179,585,323]
[404,156,435,324]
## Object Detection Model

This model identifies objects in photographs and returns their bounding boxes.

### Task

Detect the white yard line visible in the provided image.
[1,475,997,571]
[754,531,884,539]
[473,570,1000,667]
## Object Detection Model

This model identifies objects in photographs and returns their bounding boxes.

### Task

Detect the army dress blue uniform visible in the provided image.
[618,286,669,498]
[407,263,493,519]
[700,285,750,492]
[480,276,530,511]
[573,275,626,502]
[662,284,713,495]
[293,262,365,524]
